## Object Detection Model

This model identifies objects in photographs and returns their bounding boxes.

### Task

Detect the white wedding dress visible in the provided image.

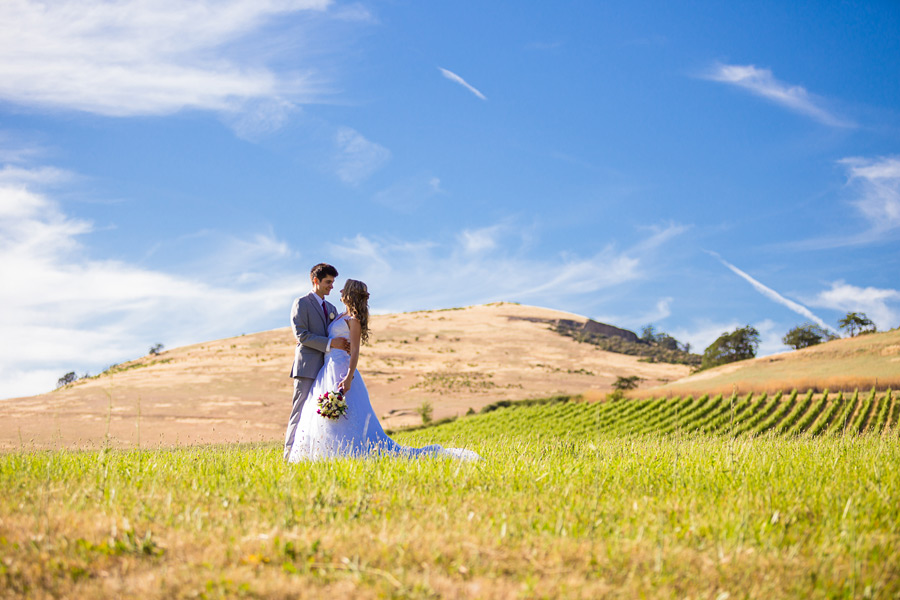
[287,315,481,462]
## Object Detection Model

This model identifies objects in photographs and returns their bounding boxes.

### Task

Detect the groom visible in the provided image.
[283,262,351,459]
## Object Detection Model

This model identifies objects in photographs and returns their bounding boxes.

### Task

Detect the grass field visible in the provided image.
[2,395,899,599]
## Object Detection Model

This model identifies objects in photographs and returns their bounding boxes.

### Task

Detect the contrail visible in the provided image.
[702,63,854,128]
[439,67,487,100]
[708,251,833,331]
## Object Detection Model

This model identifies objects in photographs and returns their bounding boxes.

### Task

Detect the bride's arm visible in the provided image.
[338,317,362,393]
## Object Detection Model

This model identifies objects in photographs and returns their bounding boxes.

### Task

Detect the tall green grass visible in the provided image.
[1,394,898,598]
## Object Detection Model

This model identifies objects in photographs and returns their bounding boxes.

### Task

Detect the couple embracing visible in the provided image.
[283,263,479,462]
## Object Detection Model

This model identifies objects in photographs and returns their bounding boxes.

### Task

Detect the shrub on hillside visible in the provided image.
[417,401,433,424]
[613,375,643,391]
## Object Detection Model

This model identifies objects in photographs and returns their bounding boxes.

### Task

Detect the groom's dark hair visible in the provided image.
[310,263,338,282]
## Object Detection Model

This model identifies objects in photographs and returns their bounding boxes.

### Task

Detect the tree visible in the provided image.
[613,375,643,391]
[640,325,682,350]
[655,333,680,351]
[149,343,164,355]
[783,323,838,350]
[838,312,876,337]
[700,326,760,371]
[57,371,77,388]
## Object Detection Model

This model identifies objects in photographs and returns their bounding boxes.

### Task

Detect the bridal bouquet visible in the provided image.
[316,390,348,420]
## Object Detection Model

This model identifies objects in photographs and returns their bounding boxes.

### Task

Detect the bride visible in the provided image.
[286,279,480,462]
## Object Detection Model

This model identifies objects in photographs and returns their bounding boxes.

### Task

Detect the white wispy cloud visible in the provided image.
[459,225,503,254]
[809,281,900,331]
[222,99,298,142]
[709,252,833,330]
[439,67,487,100]
[642,297,674,325]
[703,63,853,128]
[0,135,46,164]
[333,127,392,185]
[330,2,376,22]
[0,164,75,187]
[632,222,692,253]
[605,296,676,333]
[840,155,900,232]
[372,175,446,212]
[328,223,685,314]
[0,164,301,399]
[0,0,335,118]
[784,155,900,250]
[780,155,900,250]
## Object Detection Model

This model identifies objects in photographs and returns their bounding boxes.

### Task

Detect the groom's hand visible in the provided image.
[332,337,351,352]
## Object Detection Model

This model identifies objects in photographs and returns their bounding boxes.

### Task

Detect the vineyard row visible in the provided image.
[428,389,899,440]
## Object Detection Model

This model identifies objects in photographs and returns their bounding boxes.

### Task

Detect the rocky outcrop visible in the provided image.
[519,315,642,344]
[581,320,640,343]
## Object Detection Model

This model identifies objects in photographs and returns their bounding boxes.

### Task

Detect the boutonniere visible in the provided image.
[329,312,335,320]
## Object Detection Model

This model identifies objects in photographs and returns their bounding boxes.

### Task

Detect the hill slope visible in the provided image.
[644,328,900,397]
[0,303,688,449]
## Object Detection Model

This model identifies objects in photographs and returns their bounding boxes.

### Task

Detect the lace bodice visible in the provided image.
[327,315,351,359]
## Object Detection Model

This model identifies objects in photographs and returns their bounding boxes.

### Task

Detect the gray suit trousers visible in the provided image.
[284,376,315,460]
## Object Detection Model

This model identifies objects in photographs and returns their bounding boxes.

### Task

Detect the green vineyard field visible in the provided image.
[420,388,898,440]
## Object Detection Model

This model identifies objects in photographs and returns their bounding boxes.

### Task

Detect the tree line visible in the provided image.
[698,311,881,371]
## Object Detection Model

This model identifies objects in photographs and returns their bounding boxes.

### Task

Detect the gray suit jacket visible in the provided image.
[290,292,337,379]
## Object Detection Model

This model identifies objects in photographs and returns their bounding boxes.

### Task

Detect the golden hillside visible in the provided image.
[644,328,900,397]
[0,303,688,450]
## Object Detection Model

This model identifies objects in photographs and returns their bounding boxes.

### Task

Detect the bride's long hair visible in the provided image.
[341,279,370,344]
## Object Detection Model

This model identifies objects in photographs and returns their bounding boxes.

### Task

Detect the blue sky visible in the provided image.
[1,0,899,399]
